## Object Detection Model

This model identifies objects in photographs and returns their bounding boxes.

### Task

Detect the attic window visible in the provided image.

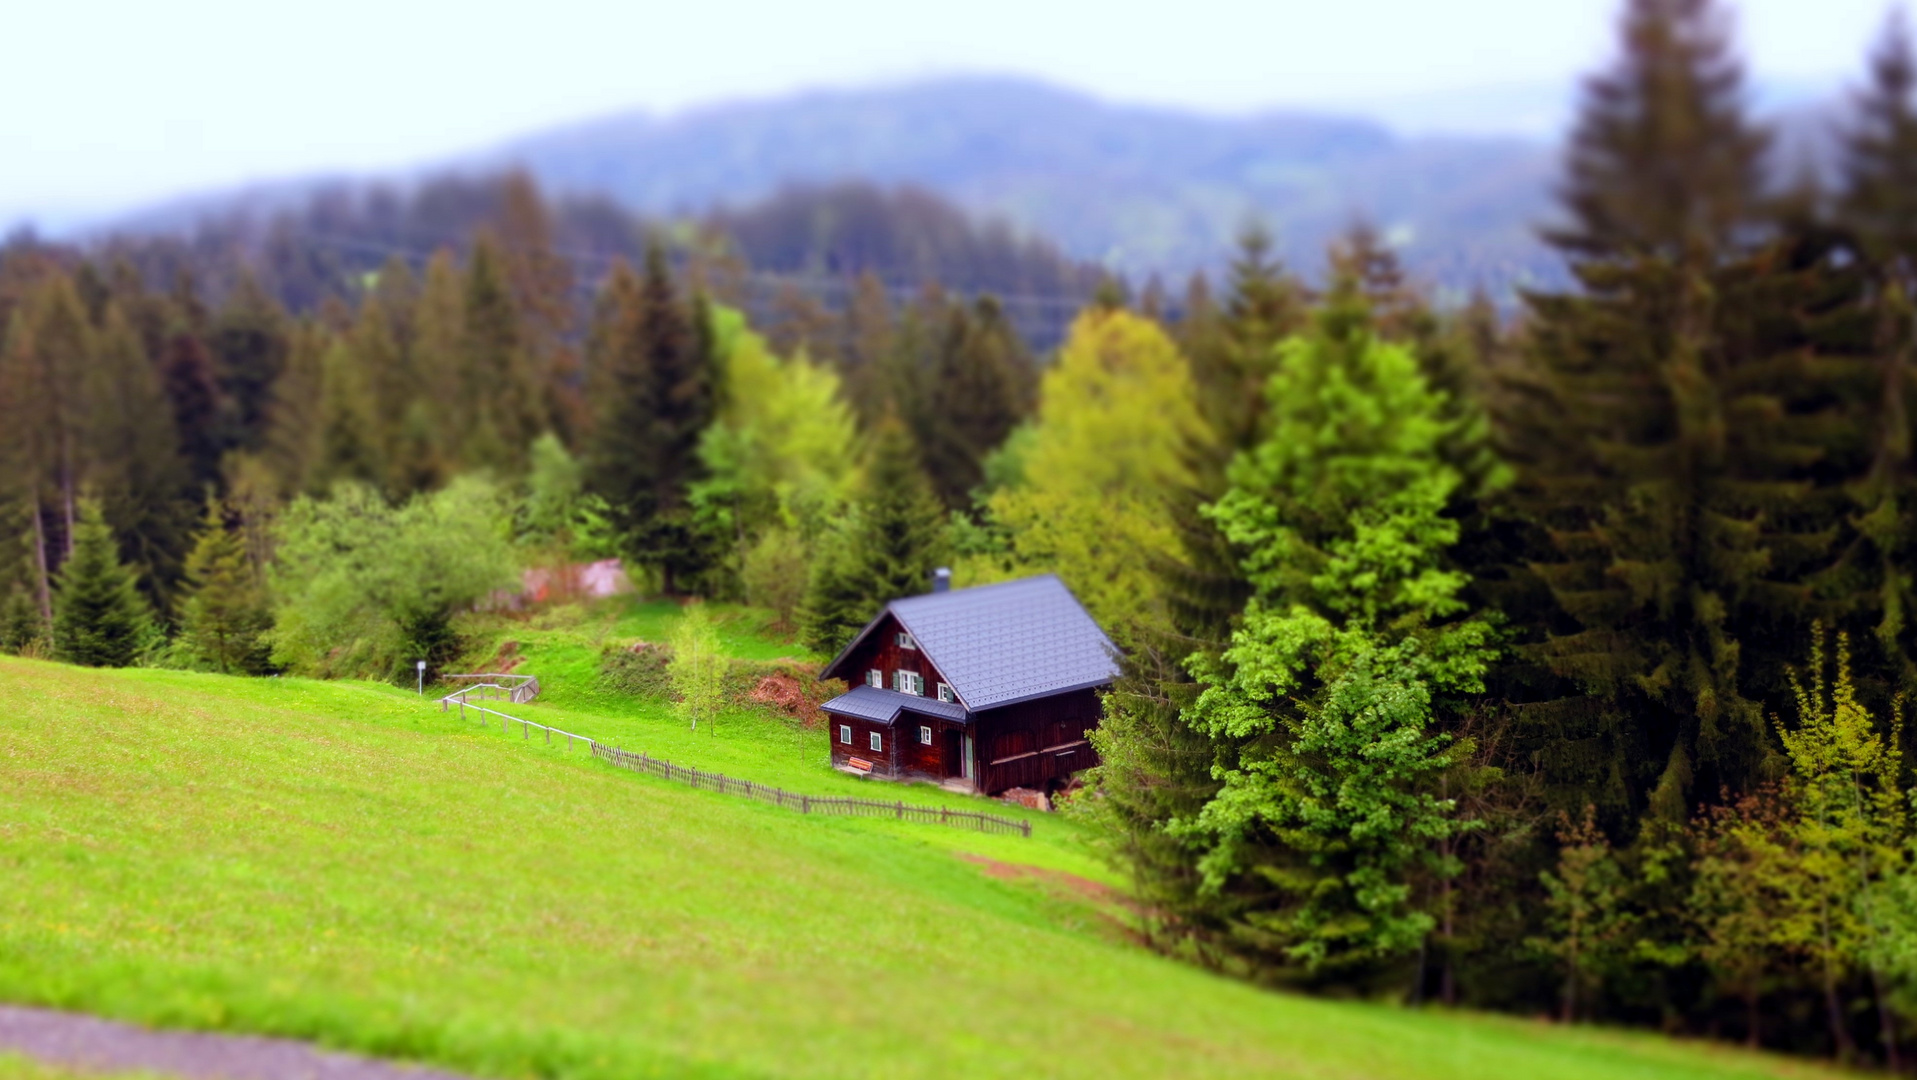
[896,631,917,650]
[870,731,884,753]
[894,670,924,696]
[919,725,933,745]
[866,669,883,689]
[937,682,955,704]
[839,724,851,745]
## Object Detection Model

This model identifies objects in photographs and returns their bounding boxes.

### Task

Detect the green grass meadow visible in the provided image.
[0,601,1868,1078]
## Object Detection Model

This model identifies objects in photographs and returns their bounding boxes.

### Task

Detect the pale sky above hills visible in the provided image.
[0,0,1894,231]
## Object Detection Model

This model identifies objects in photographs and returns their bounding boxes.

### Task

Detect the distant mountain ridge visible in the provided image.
[474,76,1563,292]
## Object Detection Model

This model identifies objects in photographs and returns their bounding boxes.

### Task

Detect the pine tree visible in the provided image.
[1838,11,1917,698]
[52,501,155,668]
[461,232,543,471]
[207,270,290,452]
[1174,284,1496,976]
[19,275,92,557]
[159,329,229,492]
[315,334,384,490]
[84,306,194,611]
[408,251,467,480]
[179,500,271,674]
[585,247,718,592]
[0,275,89,621]
[838,271,895,424]
[261,322,329,497]
[918,296,1029,509]
[1503,0,1856,823]
[801,417,946,655]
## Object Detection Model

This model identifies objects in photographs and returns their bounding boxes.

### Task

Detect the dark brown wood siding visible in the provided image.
[835,613,954,701]
[974,688,1103,795]
[828,715,901,778]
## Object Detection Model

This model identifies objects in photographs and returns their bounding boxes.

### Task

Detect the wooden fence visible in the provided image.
[435,679,1032,838]
[593,744,1033,838]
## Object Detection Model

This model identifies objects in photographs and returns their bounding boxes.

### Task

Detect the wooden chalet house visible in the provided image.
[818,571,1119,796]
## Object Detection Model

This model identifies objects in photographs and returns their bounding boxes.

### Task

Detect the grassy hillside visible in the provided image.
[0,648,1858,1080]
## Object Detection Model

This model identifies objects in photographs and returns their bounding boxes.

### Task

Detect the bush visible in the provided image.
[599,642,838,725]
[269,477,517,682]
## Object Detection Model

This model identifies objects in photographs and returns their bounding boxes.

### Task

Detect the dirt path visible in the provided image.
[0,1006,471,1080]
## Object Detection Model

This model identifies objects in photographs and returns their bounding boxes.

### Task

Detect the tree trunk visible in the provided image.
[61,431,75,560]
[1873,967,1900,1074]
[1825,959,1855,1062]
[1562,955,1578,1024]
[1746,988,1760,1050]
[29,498,52,627]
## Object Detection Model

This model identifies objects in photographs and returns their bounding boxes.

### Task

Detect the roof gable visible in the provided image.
[823,575,1119,711]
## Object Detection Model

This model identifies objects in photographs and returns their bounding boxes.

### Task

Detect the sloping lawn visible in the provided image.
[0,657,1858,1080]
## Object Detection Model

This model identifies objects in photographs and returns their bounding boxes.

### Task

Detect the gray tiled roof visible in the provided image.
[888,575,1119,711]
[819,684,968,724]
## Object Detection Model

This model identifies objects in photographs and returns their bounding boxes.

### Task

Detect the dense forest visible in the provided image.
[18,0,1917,1068]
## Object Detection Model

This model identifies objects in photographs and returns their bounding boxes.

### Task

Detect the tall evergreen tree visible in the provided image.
[801,417,947,655]
[159,329,228,492]
[207,270,290,452]
[1503,0,1858,824]
[85,306,194,611]
[261,323,329,497]
[52,500,155,668]
[315,334,384,490]
[1838,11,1917,697]
[1175,283,1497,977]
[586,247,718,592]
[179,500,271,675]
[0,275,88,619]
[461,232,543,471]
[918,296,1029,509]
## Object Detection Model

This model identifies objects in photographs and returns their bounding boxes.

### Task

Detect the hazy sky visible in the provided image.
[1,0,1896,229]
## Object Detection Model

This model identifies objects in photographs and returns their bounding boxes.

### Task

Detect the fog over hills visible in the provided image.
[92,76,1559,296]
[471,76,1563,293]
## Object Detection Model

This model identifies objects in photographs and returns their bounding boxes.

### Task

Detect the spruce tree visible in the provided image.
[159,330,229,492]
[461,232,544,471]
[84,306,194,611]
[53,501,155,668]
[261,323,329,497]
[315,335,384,490]
[207,270,290,452]
[1178,283,1496,976]
[801,417,946,655]
[409,251,467,478]
[0,276,89,621]
[1838,11,1917,697]
[179,500,271,674]
[1504,0,1857,822]
[918,296,1029,509]
[585,247,718,592]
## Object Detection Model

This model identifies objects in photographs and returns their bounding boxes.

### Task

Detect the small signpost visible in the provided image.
[416,660,426,696]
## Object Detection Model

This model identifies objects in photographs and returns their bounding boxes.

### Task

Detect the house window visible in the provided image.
[866,669,883,689]
[870,731,884,753]
[936,682,955,704]
[839,724,851,745]
[896,631,917,650]
[919,725,933,745]
[894,670,924,696]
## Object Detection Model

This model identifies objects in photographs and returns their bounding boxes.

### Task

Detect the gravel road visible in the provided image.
[0,1005,473,1080]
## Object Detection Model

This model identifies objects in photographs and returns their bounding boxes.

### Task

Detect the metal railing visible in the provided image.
[439,672,541,705]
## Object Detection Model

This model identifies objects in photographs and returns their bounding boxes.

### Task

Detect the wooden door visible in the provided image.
[943,728,962,776]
